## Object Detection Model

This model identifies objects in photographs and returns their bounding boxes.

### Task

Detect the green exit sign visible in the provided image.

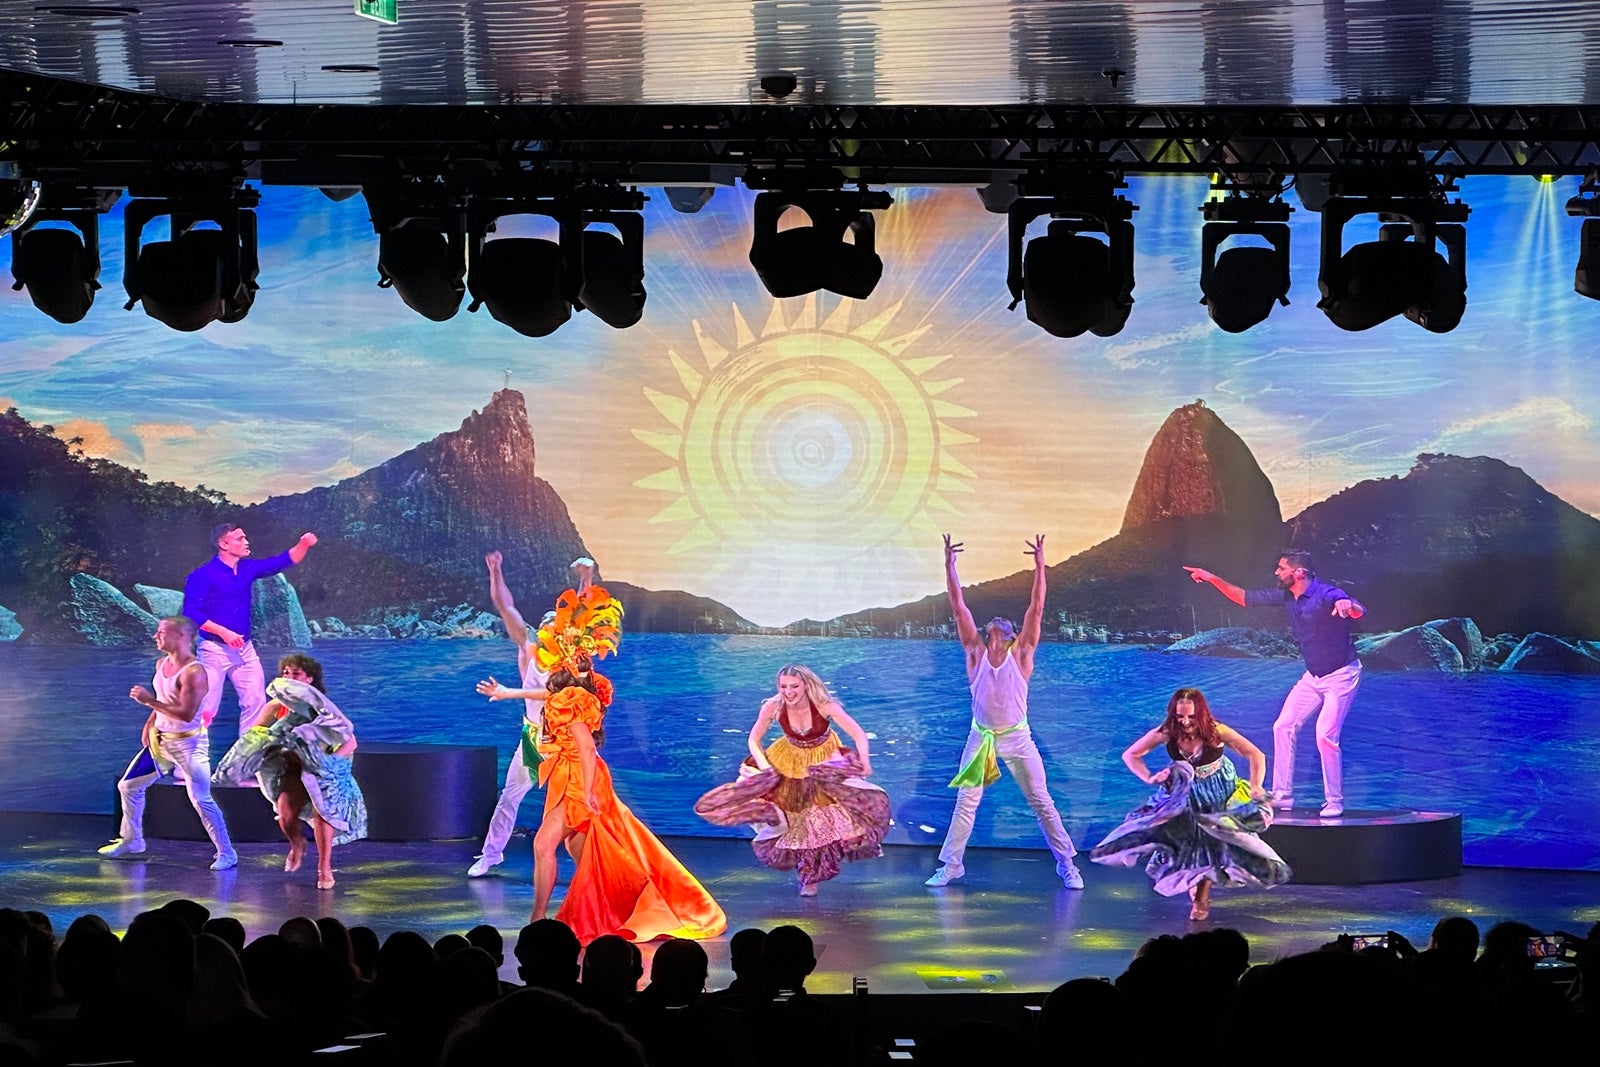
[355,0,398,25]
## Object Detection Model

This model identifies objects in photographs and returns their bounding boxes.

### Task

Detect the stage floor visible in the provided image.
[3,812,1596,993]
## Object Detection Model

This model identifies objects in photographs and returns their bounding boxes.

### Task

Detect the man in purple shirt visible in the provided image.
[1183,550,1365,818]
[181,523,318,731]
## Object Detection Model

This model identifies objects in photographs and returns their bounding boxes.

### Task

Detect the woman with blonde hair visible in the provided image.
[695,664,890,896]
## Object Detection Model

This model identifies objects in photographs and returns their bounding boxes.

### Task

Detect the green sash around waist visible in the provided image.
[947,717,1028,789]
[519,720,545,771]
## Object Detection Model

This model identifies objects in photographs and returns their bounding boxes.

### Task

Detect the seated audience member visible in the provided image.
[581,934,643,1019]
[704,927,767,1010]
[441,987,646,1067]
[202,916,247,955]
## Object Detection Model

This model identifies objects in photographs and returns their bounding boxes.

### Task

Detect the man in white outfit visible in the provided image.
[926,533,1084,890]
[467,552,595,877]
[98,615,238,870]
[1184,551,1365,818]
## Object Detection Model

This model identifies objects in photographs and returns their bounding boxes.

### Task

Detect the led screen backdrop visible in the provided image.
[2,175,1598,870]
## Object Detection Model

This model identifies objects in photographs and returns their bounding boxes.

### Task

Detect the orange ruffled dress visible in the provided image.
[538,674,727,944]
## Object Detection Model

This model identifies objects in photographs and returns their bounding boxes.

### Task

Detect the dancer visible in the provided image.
[468,552,594,878]
[214,654,367,889]
[1183,550,1365,817]
[98,616,238,870]
[1090,687,1290,920]
[693,664,890,896]
[182,523,319,732]
[476,585,725,943]
[925,533,1084,890]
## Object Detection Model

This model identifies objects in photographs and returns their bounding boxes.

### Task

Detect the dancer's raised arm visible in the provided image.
[943,534,980,649]
[485,551,530,646]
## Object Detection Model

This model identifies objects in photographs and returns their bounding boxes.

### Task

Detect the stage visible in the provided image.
[3,812,1596,993]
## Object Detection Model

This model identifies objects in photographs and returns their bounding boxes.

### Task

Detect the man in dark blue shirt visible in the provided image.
[181,523,318,731]
[1183,550,1365,818]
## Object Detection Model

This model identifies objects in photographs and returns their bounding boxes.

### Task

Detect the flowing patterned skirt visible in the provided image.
[1089,758,1290,896]
[213,727,369,847]
[694,735,891,887]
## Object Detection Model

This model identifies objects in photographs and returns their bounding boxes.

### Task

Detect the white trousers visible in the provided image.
[478,742,538,863]
[196,639,269,731]
[116,731,235,858]
[1272,660,1363,806]
[937,725,1078,877]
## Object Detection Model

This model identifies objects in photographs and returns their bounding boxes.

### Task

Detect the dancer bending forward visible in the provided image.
[214,655,367,889]
[694,664,890,896]
[477,586,724,943]
[1090,687,1290,921]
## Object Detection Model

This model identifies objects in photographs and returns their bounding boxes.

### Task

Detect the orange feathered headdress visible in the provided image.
[534,585,624,675]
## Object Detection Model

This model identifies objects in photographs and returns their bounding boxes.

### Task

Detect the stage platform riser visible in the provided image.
[137,743,498,842]
[1261,811,1462,884]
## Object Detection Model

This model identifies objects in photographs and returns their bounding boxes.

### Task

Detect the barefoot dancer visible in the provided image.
[1090,687,1289,921]
[214,655,367,889]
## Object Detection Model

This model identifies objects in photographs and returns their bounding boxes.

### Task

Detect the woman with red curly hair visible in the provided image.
[1090,687,1290,920]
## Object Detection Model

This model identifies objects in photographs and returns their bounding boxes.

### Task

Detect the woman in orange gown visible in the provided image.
[477,590,725,945]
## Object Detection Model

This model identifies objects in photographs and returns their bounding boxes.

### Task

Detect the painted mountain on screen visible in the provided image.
[835,401,1600,640]
[0,392,754,642]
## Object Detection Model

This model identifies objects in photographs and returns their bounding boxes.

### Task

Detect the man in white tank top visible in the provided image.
[97,615,238,870]
[468,552,595,877]
[925,534,1083,889]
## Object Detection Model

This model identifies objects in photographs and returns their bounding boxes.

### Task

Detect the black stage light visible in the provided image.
[577,211,646,329]
[467,190,648,337]
[1198,196,1292,333]
[1007,176,1136,338]
[12,226,98,323]
[9,190,117,325]
[1315,171,1469,333]
[378,219,466,321]
[1576,219,1600,300]
[365,185,467,321]
[1565,176,1600,300]
[122,192,260,331]
[469,235,572,338]
[748,188,889,300]
[664,186,717,213]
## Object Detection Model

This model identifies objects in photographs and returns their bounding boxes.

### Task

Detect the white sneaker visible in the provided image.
[467,854,502,878]
[97,838,146,858]
[1062,865,1085,890]
[1319,802,1345,818]
[210,852,239,871]
[924,866,961,887]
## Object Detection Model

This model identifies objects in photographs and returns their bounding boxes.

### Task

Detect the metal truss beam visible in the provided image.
[5,71,1600,187]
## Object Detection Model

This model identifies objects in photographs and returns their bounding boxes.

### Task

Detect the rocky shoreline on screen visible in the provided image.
[1161,619,1600,674]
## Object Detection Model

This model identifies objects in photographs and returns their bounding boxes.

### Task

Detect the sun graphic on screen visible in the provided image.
[632,295,976,624]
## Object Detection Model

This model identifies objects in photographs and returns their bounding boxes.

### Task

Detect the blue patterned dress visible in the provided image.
[213,678,368,846]
[1089,731,1290,896]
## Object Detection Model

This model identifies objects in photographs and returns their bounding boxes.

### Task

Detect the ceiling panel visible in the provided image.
[0,1,1596,107]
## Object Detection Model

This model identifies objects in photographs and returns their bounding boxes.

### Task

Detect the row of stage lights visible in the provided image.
[3,164,1599,337]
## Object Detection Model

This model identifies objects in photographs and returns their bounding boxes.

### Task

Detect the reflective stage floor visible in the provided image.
[2,812,1596,993]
